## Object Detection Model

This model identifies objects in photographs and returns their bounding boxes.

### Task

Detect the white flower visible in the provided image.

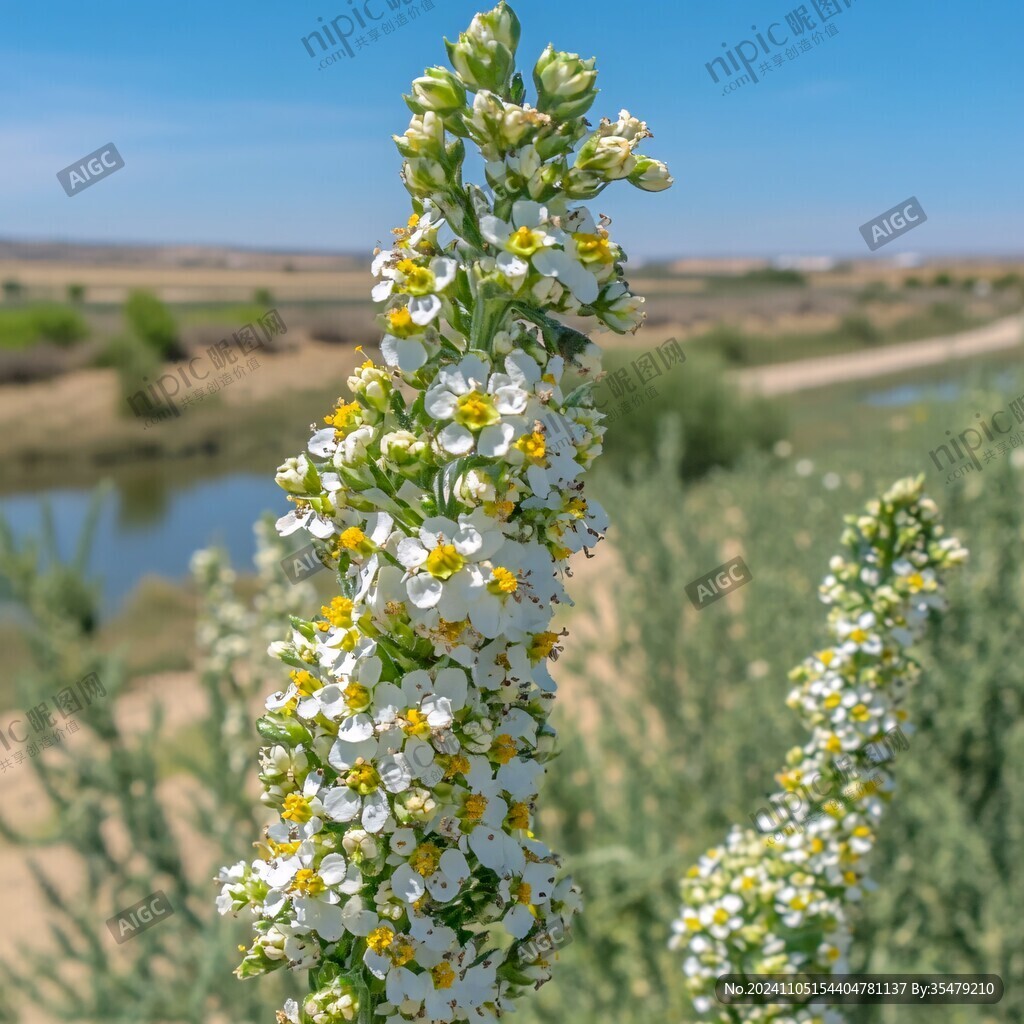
[424,354,528,456]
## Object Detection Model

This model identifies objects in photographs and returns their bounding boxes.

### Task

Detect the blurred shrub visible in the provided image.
[740,266,806,286]
[96,332,164,417]
[856,280,890,304]
[838,312,883,345]
[932,271,954,287]
[904,276,923,288]
[252,287,274,306]
[597,348,785,480]
[67,282,87,303]
[124,290,183,360]
[1,278,23,302]
[698,323,754,366]
[993,272,1021,291]
[0,304,88,350]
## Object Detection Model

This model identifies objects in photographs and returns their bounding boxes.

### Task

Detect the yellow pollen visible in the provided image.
[345,762,379,794]
[426,544,464,580]
[789,896,809,911]
[392,939,415,966]
[493,734,517,765]
[281,793,312,823]
[409,842,441,877]
[818,649,835,666]
[514,881,532,905]
[825,734,843,754]
[454,390,500,431]
[529,631,559,660]
[508,225,543,257]
[367,926,395,953]
[339,527,368,552]
[444,754,470,779]
[851,703,871,722]
[321,596,354,629]
[684,914,701,931]
[852,825,872,838]
[489,566,519,594]
[431,962,456,990]
[436,618,466,643]
[344,682,370,709]
[289,670,321,697]
[324,400,361,437]
[267,839,302,857]
[810,838,825,854]
[824,693,842,709]
[507,802,530,830]
[403,708,432,739]
[574,231,615,264]
[291,868,325,897]
[849,628,869,644]
[907,572,924,591]
[514,431,547,463]
[712,908,730,926]
[464,794,488,822]
[844,871,859,885]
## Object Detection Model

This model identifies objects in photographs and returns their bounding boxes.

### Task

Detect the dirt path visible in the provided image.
[735,314,1023,396]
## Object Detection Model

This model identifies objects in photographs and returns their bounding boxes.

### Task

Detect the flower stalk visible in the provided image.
[217,5,672,1023]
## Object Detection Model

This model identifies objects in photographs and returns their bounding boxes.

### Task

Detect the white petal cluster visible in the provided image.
[671,478,967,1022]
[217,5,672,1023]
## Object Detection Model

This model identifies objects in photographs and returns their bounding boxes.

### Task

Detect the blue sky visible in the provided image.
[2,0,1022,259]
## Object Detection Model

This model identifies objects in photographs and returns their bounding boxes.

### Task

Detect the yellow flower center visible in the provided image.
[843,870,859,886]
[907,572,924,591]
[507,225,545,257]
[507,802,530,830]
[403,708,432,739]
[849,628,869,644]
[851,703,871,722]
[367,926,395,954]
[454,390,500,431]
[282,793,312,823]
[852,825,872,838]
[346,763,380,794]
[426,543,465,580]
[397,259,435,296]
[410,842,442,877]
[431,962,456,990]
[684,914,701,931]
[291,868,325,897]
[392,939,415,966]
[824,693,842,710]
[789,896,809,911]
[322,596,354,629]
[324,400,361,437]
[290,670,321,697]
[339,527,371,555]
[267,839,302,857]
[574,231,615,264]
[513,881,532,905]
[713,908,730,926]
[443,754,470,779]
[386,304,420,338]
[488,566,519,595]
[817,649,835,666]
[824,734,843,753]
[344,682,370,710]
[565,497,587,519]
[464,794,488,822]
[514,430,547,464]
[492,734,517,765]
[529,631,559,660]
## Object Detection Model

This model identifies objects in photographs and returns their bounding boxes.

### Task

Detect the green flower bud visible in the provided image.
[533,44,598,120]
[628,155,674,192]
[275,455,321,496]
[406,66,467,115]
[574,134,636,180]
[393,111,446,161]
[445,2,520,93]
[402,157,448,197]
